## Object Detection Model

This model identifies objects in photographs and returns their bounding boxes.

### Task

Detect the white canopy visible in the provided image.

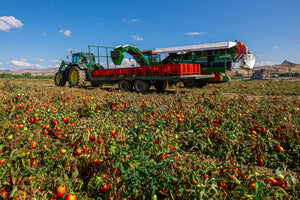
[155,41,237,54]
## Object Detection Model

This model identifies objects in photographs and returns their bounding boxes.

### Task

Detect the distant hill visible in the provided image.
[229,60,300,76]
[0,67,58,76]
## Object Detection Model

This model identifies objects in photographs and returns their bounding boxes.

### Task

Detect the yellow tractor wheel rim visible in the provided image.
[70,71,78,84]
[56,74,60,84]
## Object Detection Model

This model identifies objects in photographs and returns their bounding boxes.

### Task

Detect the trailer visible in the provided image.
[54,45,213,92]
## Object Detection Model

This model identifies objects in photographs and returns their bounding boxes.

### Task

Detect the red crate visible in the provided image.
[162,64,178,75]
[193,64,201,74]
[145,65,163,76]
[134,67,143,76]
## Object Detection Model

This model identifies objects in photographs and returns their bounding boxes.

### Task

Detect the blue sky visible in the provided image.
[0,0,299,70]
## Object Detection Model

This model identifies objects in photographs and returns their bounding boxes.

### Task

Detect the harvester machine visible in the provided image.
[155,41,256,87]
[110,40,255,88]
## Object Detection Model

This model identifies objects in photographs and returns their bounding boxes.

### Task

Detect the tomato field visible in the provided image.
[0,79,299,199]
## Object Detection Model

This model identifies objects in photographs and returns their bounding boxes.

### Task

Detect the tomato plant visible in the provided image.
[0,79,299,199]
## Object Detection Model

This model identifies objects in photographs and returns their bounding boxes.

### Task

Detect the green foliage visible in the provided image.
[0,73,53,79]
[0,79,299,199]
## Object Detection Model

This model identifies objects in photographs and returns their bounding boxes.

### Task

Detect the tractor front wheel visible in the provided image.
[54,72,66,87]
[68,66,86,87]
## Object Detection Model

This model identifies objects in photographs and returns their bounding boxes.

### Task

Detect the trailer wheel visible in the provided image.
[68,65,86,87]
[54,72,66,87]
[154,81,167,91]
[118,80,133,91]
[184,79,196,88]
[134,80,149,93]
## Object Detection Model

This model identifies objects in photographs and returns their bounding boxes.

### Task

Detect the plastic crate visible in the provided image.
[142,65,160,76]
[134,67,143,76]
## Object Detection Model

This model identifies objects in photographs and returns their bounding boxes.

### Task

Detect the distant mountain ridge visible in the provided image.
[0,67,58,76]
[255,60,300,72]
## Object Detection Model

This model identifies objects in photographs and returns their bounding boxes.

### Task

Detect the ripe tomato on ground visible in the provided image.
[101,183,109,193]
[65,193,76,200]
[56,185,66,197]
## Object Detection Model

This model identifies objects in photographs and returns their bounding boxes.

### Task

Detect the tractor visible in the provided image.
[54,45,112,88]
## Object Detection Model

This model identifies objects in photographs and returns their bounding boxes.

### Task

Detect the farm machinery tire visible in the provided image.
[68,66,86,88]
[133,80,149,93]
[154,81,167,91]
[118,80,133,91]
[54,72,66,87]
[184,79,196,88]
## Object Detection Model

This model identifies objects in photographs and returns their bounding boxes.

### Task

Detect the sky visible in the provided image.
[0,0,299,70]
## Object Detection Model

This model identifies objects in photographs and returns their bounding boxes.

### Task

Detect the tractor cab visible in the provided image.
[72,52,96,65]
[141,50,161,65]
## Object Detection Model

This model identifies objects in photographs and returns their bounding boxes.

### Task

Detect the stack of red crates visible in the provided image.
[92,64,200,78]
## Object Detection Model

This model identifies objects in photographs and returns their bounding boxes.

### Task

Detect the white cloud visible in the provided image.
[185,32,207,36]
[10,59,47,69]
[0,62,2,65]
[123,18,139,23]
[0,16,23,32]
[132,35,143,41]
[273,46,278,49]
[131,19,139,23]
[59,29,71,37]
[51,60,61,64]
[100,58,137,69]
[37,58,44,63]
[119,58,137,67]
[48,64,60,68]
[255,61,277,67]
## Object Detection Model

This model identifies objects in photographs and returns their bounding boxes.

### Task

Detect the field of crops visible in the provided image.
[0,79,299,199]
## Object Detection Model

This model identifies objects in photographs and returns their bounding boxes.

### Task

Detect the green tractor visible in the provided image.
[54,46,112,88]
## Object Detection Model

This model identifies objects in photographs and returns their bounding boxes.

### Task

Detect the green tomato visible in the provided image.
[8,135,13,140]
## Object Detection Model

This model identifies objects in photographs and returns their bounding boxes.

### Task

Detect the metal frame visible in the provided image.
[88,45,114,69]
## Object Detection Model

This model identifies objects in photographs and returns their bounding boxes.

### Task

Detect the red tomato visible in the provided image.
[56,185,66,198]
[101,183,109,193]
[249,182,256,191]
[65,193,76,200]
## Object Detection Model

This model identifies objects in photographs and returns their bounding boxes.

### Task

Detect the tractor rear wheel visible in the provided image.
[154,81,167,91]
[118,80,133,91]
[134,80,149,93]
[68,66,86,87]
[54,72,66,87]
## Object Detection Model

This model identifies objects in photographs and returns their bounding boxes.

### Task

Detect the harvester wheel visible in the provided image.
[183,79,196,88]
[154,81,167,91]
[91,81,103,87]
[54,72,66,87]
[68,65,86,87]
[133,80,149,93]
[118,80,133,91]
